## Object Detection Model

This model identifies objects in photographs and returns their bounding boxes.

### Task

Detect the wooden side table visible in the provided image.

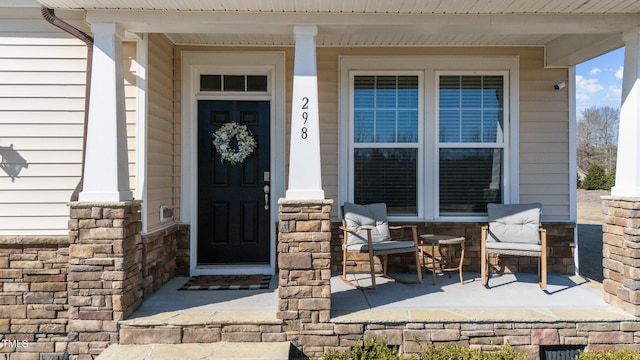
[419,234,466,285]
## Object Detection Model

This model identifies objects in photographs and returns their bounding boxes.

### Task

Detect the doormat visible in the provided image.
[179,274,271,290]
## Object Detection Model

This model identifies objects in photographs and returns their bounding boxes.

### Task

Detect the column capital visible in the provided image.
[90,22,125,38]
[622,25,640,42]
[293,25,317,37]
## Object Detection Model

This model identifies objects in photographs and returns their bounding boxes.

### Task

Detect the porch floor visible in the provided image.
[125,272,633,325]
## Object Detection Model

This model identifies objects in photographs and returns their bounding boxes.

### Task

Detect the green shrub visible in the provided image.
[574,348,639,360]
[418,342,524,360]
[320,337,402,360]
[582,163,610,190]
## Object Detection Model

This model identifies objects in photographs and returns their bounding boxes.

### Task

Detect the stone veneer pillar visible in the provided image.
[602,196,640,316]
[277,199,333,353]
[68,201,142,358]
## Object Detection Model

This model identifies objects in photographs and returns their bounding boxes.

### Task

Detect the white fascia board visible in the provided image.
[546,33,624,67]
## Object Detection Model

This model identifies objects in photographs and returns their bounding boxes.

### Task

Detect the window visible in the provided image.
[200,74,268,92]
[341,56,515,220]
[352,75,420,215]
[438,75,505,216]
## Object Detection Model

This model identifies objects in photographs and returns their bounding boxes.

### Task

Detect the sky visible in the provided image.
[575,46,625,117]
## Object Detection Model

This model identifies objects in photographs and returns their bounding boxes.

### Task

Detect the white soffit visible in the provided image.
[34,0,640,14]
[35,0,640,65]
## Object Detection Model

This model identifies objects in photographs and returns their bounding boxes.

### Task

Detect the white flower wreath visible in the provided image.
[211,122,257,165]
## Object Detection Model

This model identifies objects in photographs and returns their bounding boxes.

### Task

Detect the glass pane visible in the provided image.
[354,148,417,215]
[461,110,482,142]
[353,75,418,144]
[247,75,268,92]
[375,110,396,142]
[224,75,245,91]
[200,75,221,91]
[439,75,504,143]
[398,110,418,142]
[354,110,374,143]
[439,148,503,215]
[439,76,460,108]
[439,109,460,143]
[354,76,375,108]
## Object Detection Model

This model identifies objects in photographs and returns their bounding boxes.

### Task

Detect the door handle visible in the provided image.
[263,185,270,210]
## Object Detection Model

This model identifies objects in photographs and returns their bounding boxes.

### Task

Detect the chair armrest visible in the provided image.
[389,224,417,230]
[339,225,359,233]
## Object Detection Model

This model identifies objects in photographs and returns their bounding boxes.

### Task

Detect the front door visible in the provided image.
[197,100,270,264]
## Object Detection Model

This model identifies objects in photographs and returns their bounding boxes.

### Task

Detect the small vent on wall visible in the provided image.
[540,345,585,360]
[160,205,173,223]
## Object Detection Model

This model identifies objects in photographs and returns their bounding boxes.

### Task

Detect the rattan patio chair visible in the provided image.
[340,202,423,289]
[481,203,547,290]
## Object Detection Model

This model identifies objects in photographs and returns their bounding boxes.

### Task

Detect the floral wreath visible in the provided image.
[211,122,257,165]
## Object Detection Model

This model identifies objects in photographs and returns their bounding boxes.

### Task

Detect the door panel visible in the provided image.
[197,100,270,264]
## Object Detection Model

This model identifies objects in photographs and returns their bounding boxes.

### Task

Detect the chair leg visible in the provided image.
[481,247,487,286]
[369,250,377,290]
[414,248,423,284]
[458,242,465,285]
[342,248,347,280]
[540,256,547,291]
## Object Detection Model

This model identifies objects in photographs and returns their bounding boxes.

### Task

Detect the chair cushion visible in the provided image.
[486,241,541,252]
[487,203,541,245]
[343,202,391,248]
[346,240,416,254]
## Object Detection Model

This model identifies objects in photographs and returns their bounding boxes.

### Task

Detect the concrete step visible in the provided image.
[96,342,293,360]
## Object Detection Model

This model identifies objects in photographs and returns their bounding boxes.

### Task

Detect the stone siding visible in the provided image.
[67,202,144,359]
[141,224,189,297]
[277,199,333,348]
[602,196,640,316]
[0,236,70,359]
[313,319,640,358]
[331,222,575,276]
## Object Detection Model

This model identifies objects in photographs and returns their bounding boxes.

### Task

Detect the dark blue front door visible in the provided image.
[197,100,270,264]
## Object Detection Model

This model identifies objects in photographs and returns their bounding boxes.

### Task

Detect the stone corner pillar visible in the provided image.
[277,198,333,349]
[601,195,640,316]
[67,200,142,356]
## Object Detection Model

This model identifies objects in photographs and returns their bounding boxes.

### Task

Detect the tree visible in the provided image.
[577,106,619,174]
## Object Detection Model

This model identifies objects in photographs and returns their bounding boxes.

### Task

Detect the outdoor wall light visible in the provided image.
[554,82,566,90]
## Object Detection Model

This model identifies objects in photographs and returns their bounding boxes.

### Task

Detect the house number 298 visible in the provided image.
[301,97,309,139]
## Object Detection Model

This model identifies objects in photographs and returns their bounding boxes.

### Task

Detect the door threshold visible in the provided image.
[191,264,274,276]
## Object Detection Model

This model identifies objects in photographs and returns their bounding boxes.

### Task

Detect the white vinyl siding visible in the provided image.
[0,8,87,235]
[519,52,570,219]
[0,7,138,235]
[146,34,176,230]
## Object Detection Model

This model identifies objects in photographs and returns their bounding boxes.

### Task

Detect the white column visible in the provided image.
[612,27,640,198]
[286,26,324,200]
[78,23,133,202]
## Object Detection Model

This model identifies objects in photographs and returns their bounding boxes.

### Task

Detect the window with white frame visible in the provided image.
[352,75,420,215]
[342,57,513,220]
[437,74,506,216]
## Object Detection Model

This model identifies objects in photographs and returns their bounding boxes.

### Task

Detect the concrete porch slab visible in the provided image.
[330,272,633,323]
[126,272,630,326]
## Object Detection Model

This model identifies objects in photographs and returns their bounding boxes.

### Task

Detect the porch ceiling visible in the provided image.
[37,0,640,66]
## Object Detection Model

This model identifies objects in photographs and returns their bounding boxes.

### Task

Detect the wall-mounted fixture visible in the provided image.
[554,82,566,90]
[160,205,173,222]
